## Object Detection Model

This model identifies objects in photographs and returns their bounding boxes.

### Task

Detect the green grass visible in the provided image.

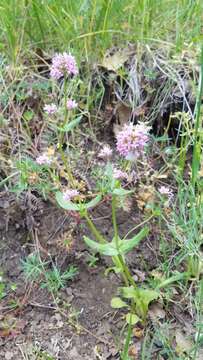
[0,0,202,64]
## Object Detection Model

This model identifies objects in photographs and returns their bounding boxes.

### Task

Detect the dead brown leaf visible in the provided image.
[149,303,166,322]
[132,327,144,339]
[136,185,155,212]
[175,329,193,355]
[101,48,132,72]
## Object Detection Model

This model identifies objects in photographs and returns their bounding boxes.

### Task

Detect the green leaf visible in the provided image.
[56,192,80,211]
[122,287,159,318]
[122,286,137,299]
[83,236,119,256]
[113,188,133,196]
[23,110,34,122]
[120,227,149,254]
[111,297,128,309]
[59,115,82,132]
[156,272,188,289]
[56,192,101,212]
[126,313,140,325]
[85,195,102,209]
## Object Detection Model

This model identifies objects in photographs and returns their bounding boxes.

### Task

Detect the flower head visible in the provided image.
[116,122,150,160]
[63,189,79,202]
[66,99,78,110]
[50,52,78,80]
[98,145,113,160]
[36,153,53,165]
[44,103,57,114]
[113,168,128,180]
[158,186,173,201]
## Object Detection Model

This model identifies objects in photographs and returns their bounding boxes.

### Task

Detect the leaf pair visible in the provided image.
[121,286,159,319]
[56,192,101,211]
[83,227,149,256]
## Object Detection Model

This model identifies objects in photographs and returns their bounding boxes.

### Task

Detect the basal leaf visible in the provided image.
[111,297,128,309]
[126,313,140,325]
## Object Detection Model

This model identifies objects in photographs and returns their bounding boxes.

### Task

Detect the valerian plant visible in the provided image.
[56,120,159,326]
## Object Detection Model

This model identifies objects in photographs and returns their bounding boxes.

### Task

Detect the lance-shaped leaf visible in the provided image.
[120,227,149,254]
[83,236,119,256]
[58,115,82,132]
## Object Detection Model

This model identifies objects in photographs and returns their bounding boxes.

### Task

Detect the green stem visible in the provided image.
[111,194,137,288]
[84,212,106,244]
[118,254,137,288]
[58,144,75,186]
[84,212,130,286]
[112,194,118,244]
[192,45,203,187]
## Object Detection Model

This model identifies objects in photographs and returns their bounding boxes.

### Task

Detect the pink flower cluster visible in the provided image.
[36,153,53,165]
[50,52,78,80]
[113,168,128,180]
[98,145,113,160]
[116,122,150,160]
[66,99,78,110]
[158,186,173,201]
[63,189,79,201]
[44,103,57,114]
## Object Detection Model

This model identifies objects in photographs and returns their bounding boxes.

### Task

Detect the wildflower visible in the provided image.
[116,122,150,160]
[44,103,57,114]
[158,186,173,201]
[98,145,113,160]
[36,153,53,165]
[66,99,78,110]
[63,189,79,202]
[50,52,78,80]
[113,168,128,180]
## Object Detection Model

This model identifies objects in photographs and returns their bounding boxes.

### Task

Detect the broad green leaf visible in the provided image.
[120,227,149,254]
[83,236,119,256]
[56,192,79,211]
[122,287,159,318]
[59,115,82,132]
[126,313,140,325]
[122,286,137,299]
[111,297,128,309]
[113,188,133,196]
[122,287,159,302]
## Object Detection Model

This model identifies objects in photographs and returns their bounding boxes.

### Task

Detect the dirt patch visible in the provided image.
[1,194,144,360]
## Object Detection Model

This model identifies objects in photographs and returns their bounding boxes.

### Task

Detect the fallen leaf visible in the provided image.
[149,303,166,322]
[116,102,132,125]
[101,49,131,72]
[136,185,155,211]
[175,329,193,355]
[128,341,141,358]
[132,327,144,338]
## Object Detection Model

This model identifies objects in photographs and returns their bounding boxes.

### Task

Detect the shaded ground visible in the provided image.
[0,191,158,360]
